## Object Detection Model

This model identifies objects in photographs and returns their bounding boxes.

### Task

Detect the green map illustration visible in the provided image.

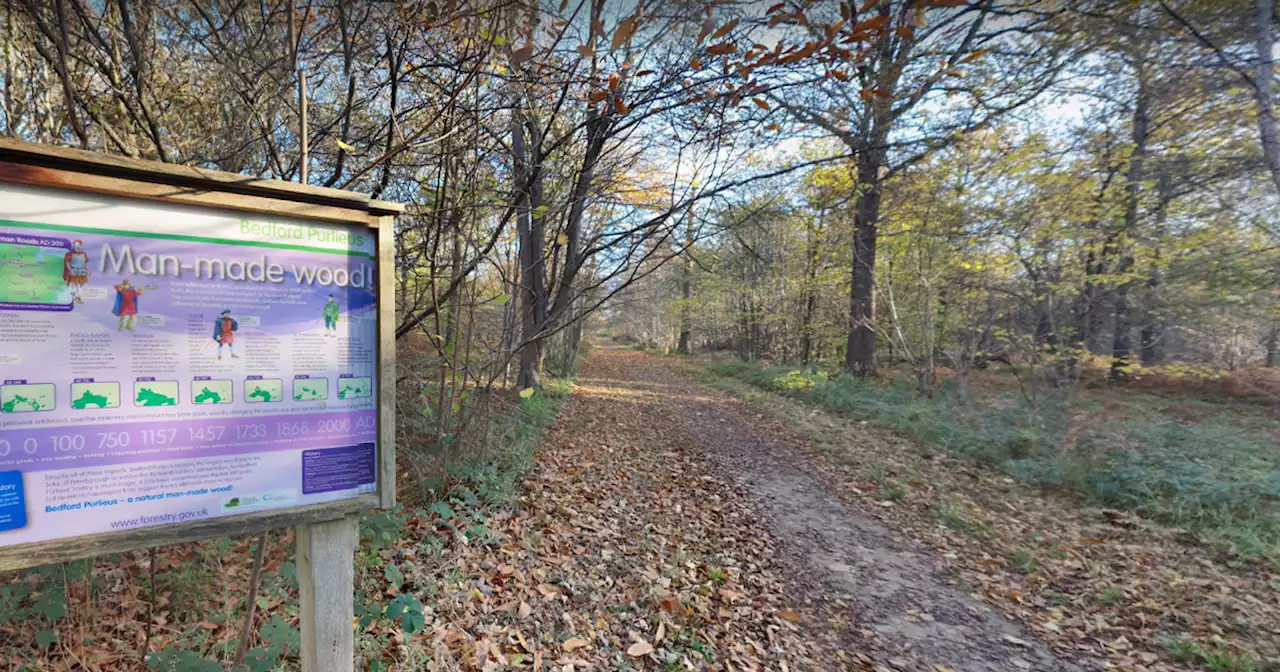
[71,382,120,409]
[134,381,178,407]
[338,377,371,399]
[0,383,55,413]
[245,380,282,403]
[293,379,329,401]
[192,380,233,404]
[0,242,69,305]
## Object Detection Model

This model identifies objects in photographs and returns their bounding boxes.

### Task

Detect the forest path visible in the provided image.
[550,345,1081,671]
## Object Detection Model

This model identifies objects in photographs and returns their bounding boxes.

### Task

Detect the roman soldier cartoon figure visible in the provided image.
[63,239,89,304]
[213,309,239,360]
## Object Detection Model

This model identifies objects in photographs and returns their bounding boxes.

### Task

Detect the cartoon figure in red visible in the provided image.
[63,239,89,304]
[112,279,145,332]
[213,309,239,360]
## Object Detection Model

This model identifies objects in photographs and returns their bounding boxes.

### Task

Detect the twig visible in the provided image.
[140,548,156,667]
[231,533,270,670]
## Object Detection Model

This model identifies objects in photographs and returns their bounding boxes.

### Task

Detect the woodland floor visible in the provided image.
[8,345,1275,671]
[448,345,1091,672]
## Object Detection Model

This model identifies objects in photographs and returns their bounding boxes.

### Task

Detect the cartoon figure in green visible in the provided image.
[323,294,340,337]
[213,309,239,360]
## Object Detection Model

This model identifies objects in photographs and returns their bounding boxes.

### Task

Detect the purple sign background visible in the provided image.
[0,186,380,547]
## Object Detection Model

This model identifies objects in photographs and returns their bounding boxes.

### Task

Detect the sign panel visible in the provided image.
[0,182,379,545]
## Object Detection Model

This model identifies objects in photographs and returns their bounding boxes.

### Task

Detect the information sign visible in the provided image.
[0,182,383,545]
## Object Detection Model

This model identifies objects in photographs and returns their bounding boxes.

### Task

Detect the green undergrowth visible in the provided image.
[701,359,1280,561]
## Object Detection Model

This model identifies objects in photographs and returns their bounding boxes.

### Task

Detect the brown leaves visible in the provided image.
[711,18,738,41]
[706,42,737,57]
[957,48,989,65]
[626,640,654,657]
[612,15,638,53]
[561,637,589,652]
[856,15,890,32]
[697,17,716,43]
[510,43,533,68]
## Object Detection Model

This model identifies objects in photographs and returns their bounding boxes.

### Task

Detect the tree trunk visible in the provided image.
[443,219,462,348]
[1266,325,1278,367]
[1255,0,1280,194]
[1111,55,1150,379]
[677,217,693,355]
[1140,173,1171,365]
[513,112,544,390]
[845,148,885,375]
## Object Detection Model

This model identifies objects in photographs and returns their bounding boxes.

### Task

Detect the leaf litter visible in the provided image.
[684,353,1280,672]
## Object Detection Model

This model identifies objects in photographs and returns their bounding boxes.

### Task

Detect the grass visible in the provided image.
[702,359,1280,560]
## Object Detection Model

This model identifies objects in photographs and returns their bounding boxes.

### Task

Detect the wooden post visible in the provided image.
[297,515,360,672]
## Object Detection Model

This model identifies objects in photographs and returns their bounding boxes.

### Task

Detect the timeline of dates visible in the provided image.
[0,410,377,471]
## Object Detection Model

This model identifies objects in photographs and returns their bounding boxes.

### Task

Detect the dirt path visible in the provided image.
[548,346,1082,671]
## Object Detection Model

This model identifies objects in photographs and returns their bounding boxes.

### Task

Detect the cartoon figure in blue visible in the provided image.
[112,279,151,331]
[213,309,239,360]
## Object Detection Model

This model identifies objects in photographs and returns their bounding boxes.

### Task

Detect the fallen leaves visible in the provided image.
[694,356,1280,671]
[626,640,654,657]
[561,637,589,652]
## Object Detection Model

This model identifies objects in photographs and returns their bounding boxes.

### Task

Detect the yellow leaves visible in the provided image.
[335,139,357,152]
[521,388,537,399]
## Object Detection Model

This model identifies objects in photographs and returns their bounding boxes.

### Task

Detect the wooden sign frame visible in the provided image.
[0,137,400,572]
